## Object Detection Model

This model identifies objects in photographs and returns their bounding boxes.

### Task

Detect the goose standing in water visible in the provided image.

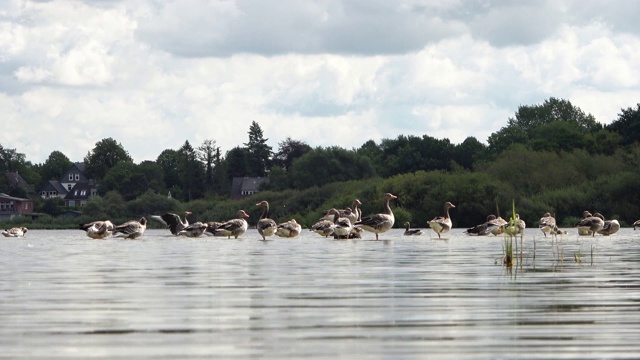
[276,219,302,238]
[504,214,526,240]
[309,217,335,238]
[256,201,277,241]
[539,212,557,238]
[212,210,250,239]
[2,227,28,237]
[427,202,456,239]
[113,217,147,239]
[150,211,192,235]
[354,193,397,240]
[465,215,499,236]
[80,220,115,239]
[576,211,595,236]
[177,222,208,237]
[327,208,353,239]
[634,220,640,230]
[403,222,423,236]
[597,218,620,236]
[575,212,604,237]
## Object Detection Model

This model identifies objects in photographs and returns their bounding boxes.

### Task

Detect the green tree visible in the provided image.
[225,146,248,180]
[38,150,72,184]
[100,162,148,200]
[290,146,376,189]
[178,140,206,201]
[84,138,133,180]
[197,139,218,189]
[452,137,487,169]
[157,149,181,195]
[244,121,272,176]
[606,103,640,146]
[488,97,599,156]
[273,137,311,171]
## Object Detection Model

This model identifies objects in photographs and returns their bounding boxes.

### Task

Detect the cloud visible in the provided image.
[0,0,639,165]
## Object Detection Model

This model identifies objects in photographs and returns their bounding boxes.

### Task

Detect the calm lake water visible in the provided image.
[1,227,640,359]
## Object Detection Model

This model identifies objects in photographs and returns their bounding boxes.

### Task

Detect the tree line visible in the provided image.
[2,97,640,229]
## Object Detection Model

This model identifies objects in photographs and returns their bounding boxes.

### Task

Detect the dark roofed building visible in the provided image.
[39,180,69,199]
[5,171,34,196]
[64,180,98,208]
[230,177,268,200]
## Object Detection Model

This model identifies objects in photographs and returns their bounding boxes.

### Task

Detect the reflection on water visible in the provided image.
[1,228,640,359]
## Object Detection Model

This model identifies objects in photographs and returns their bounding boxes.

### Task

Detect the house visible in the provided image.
[39,180,69,199]
[0,192,34,220]
[38,162,98,206]
[5,171,35,196]
[230,177,269,199]
[64,179,99,208]
[60,162,89,192]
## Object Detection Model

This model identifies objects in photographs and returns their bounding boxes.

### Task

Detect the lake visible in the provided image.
[1,227,639,359]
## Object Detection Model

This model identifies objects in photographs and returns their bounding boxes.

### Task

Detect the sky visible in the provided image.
[1,0,640,164]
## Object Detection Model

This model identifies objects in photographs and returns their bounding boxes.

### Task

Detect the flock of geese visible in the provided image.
[2,194,639,240]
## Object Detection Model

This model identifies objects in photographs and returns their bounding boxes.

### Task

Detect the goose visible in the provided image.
[504,214,526,240]
[177,222,208,237]
[327,208,353,239]
[79,220,115,239]
[276,219,302,238]
[404,221,423,236]
[354,193,397,240]
[577,211,595,236]
[427,202,456,238]
[256,201,277,240]
[2,227,28,237]
[211,210,250,239]
[205,221,224,236]
[633,219,640,230]
[309,218,335,238]
[150,211,192,235]
[490,216,509,236]
[597,219,620,236]
[575,212,604,237]
[465,215,499,236]
[539,212,556,238]
[113,217,147,239]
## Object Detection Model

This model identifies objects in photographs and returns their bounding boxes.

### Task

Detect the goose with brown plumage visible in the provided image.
[80,220,115,239]
[465,215,499,236]
[256,201,277,240]
[539,212,556,238]
[113,217,147,239]
[276,219,302,238]
[327,208,353,239]
[177,222,208,237]
[575,212,604,237]
[211,210,250,239]
[427,202,455,239]
[403,222,423,236]
[2,227,28,237]
[150,211,192,235]
[597,218,620,236]
[354,193,397,240]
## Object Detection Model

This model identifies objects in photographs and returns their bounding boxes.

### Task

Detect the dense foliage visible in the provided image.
[2,98,640,229]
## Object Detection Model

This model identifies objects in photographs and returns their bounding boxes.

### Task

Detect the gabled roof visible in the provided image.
[39,180,68,194]
[240,177,268,192]
[5,172,34,193]
[0,192,31,202]
[63,182,95,200]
